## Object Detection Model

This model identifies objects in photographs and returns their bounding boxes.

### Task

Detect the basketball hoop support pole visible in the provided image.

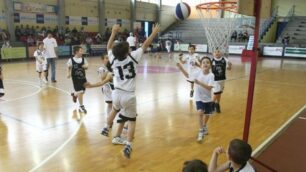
[243,0,261,142]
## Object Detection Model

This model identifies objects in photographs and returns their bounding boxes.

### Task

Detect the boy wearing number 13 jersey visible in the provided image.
[101,24,160,159]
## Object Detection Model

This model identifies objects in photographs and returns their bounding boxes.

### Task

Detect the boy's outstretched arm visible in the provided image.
[107,24,120,52]
[142,24,160,51]
[85,73,113,88]
[176,63,189,78]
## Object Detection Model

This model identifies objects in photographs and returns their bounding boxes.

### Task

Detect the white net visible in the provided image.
[196,2,239,55]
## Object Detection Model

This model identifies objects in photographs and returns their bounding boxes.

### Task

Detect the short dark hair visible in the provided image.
[112,41,129,61]
[188,44,196,50]
[73,45,82,54]
[228,139,252,165]
[182,159,208,172]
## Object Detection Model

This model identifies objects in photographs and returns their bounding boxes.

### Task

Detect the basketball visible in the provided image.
[175,2,191,20]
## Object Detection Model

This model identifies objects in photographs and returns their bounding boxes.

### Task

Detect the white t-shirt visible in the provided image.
[126,36,136,47]
[43,37,58,58]
[183,53,200,73]
[194,71,214,102]
[165,40,172,47]
[98,65,113,88]
[34,49,47,65]
[67,57,88,67]
[108,48,143,92]
[230,162,255,172]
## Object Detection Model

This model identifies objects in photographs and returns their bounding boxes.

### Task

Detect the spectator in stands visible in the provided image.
[46,26,52,34]
[65,27,71,37]
[104,27,111,41]
[95,32,103,44]
[25,25,31,36]
[183,159,208,172]
[282,33,290,46]
[208,139,255,172]
[85,36,93,55]
[15,26,21,41]
[58,26,65,40]
[27,35,35,46]
[231,30,237,42]
[29,26,35,36]
[243,30,249,42]
[20,24,26,36]
[238,31,243,42]
[43,32,58,83]
[64,36,72,45]
[2,40,11,48]
[127,32,136,51]
[72,27,78,36]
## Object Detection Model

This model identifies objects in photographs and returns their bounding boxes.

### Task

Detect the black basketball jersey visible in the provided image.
[71,57,86,81]
[212,57,227,81]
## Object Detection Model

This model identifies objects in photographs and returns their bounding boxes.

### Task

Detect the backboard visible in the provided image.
[237,0,272,18]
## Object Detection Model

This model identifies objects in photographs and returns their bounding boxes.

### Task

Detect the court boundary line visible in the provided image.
[27,84,85,172]
[252,104,306,157]
[0,79,42,104]
[28,119,84,172]
[0,78,85,172]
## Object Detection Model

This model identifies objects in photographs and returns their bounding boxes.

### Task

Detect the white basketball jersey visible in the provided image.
[108,48,143,92]
[184,53,200,73]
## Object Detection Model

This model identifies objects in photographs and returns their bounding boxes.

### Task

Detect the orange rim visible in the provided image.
[196,1,237,13]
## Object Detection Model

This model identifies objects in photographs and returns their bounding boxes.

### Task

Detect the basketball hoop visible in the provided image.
[196,1,239,54]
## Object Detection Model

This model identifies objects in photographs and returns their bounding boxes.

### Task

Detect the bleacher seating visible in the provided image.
[277,16,306,44]
[161,18,267,44]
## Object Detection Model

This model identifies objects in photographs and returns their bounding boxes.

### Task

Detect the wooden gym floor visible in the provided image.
[0,53,306,172]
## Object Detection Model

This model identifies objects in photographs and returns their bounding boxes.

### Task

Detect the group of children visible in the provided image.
[176,45,232,142]
[28,24,254,170]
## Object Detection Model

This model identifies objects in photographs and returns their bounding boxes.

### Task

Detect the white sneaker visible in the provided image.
[42,79,48,84]
[112,136,127,145]
[203,126,208,135]
[197,131,204,142]
[39,79,43,86]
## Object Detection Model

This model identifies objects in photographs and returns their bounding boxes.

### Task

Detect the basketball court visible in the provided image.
[1,0,306,171]
[0,52,305,171]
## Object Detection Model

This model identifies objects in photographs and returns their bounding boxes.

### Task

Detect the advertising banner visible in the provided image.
[263,47,283,56]
[284,47,306,58]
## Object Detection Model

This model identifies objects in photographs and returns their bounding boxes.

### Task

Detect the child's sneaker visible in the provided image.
[197,130,205,142]
[190,90,194,98]
[112,136,126,145]
[101,127,109,137]
[203,126,208,135]
[71,93,77,103]
[42,79,48,84]
[79,105,87,114]
[122,144,132,159]
[215,103,221,113]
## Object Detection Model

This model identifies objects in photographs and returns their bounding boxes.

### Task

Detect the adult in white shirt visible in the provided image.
[43,32,58,82]
[126,32,136,51]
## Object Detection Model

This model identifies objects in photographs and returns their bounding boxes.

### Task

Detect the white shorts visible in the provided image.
[112,89,137,118]
[213,80,225,94]
[102,84,112,103]
[166,46,171,53]
[36,62,47,73]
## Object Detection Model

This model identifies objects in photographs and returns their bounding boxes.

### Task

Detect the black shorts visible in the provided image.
[73,79,87,92]
[130,46,136,51]
[196,101,213,114]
